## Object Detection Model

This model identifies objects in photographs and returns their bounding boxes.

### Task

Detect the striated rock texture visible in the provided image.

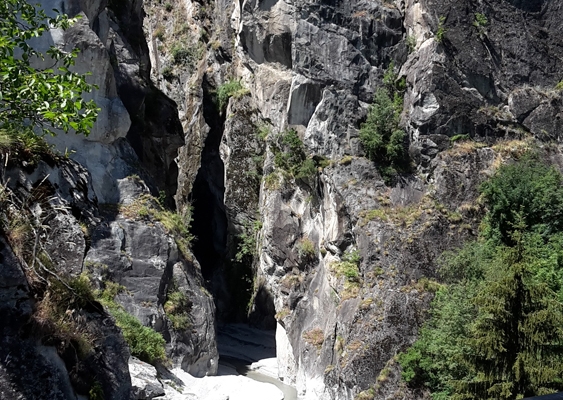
[3,0,563,398]
[0,0,217,398]
[159,0,563,398]
[0,157,132,400]
[38,0,184,204]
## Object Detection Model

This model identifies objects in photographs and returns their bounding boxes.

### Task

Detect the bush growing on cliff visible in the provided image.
[118,194,194,256]
[164,289,192,330]
[235,219,262,262]
[111,308,167,364]
[228,218,263,319]
[33,273,98,359]
[435,16,446,43]
[360,63,408,184]
[297,237,316,263]
[216,79,250,111]
[271,128,320,181]
[399,157,563,399]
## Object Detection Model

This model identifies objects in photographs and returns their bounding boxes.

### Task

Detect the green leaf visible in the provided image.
[0,0,98,136]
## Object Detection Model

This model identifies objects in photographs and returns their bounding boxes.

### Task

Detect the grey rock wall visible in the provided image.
[1,0,219,397]
[167,0,563,398]
[4,0,563,398]
[0,160,132,400]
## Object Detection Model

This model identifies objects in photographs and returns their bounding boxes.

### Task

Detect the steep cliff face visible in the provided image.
[156,0,563,398]
[0,156,133,399]
[0,0,217,398]
[3,0,563,398]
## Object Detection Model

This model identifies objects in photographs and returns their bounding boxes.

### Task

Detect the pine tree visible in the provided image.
[453,217,563,399]
[399,158,563,399]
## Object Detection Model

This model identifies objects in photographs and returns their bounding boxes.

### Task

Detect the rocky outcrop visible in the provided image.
[130,357,166,399]
[5,0,563,398]
[63,0,217,379]
[1,0,219,396]
[0,160,132,400]
[403,0,563,147]
[84,186,218,376]
[166,0,563,398]
[38,0,184,204]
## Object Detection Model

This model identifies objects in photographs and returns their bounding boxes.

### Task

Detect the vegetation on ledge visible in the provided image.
[399,155,563,399]
[359,62,409,184]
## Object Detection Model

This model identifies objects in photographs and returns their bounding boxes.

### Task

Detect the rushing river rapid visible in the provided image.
[219,356,298,400]
[164,324,298,399]
[217,324,298,400]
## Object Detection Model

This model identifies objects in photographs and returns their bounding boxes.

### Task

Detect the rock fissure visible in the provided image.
[3,0,563,398]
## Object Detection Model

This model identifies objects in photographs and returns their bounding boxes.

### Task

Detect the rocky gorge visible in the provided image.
[1,0,563,399]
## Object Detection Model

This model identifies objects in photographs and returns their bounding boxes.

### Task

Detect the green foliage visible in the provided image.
[473,13,488,37]
[383,61,406,94]
[399,158,563,399]
[0,0,99,136]
[28,273,103,363]
[153,25,165,41]
[157,190,167,207]
[271,128,319,181]
[164,290,192,330]
[256,123,271,141]
[343,249,361,265]
[297,237,316,262]
[399,283,478,398]
[99,283,166,364]
[119,194,194,256]
[235,219,262,262]
[0,129,13,149]
[355,388,376,400]
[161,66,174,81]
[455,232,563,399]
[556,80,563,91]
[473,13,488,28]
[450,134,469,142]
[170,43,203,70]
[273,129,306,172]
[0,127,51,162]
[158,208,194,255]
[45,273,97,316]
[171,46,191,64]
[263,171,281,190]
[480,156,563,245]
[295,158,317,180]
[217,79,249,111]
[89,381,104,400]
[333,249,361,282]
[435,16,446,43]
[359,61,408,184]
[99,281,125,303]
[111,307,166,364]
[229,218,263,318]
[406,35,416,53]
[359,87,407,184]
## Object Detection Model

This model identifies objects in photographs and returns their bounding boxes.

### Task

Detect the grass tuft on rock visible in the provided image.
[98,282,166,365]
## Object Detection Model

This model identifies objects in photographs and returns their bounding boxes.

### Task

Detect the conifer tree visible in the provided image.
[400,157,563,399]
[452,217,563,399]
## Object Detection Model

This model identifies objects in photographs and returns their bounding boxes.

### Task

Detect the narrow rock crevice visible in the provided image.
[190,76,228,290]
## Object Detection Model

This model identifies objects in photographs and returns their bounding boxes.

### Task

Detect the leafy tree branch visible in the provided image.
[0,0,99,136]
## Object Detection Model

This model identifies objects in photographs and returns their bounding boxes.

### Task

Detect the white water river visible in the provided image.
[164,324,298,400]
[217,324,298,400]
